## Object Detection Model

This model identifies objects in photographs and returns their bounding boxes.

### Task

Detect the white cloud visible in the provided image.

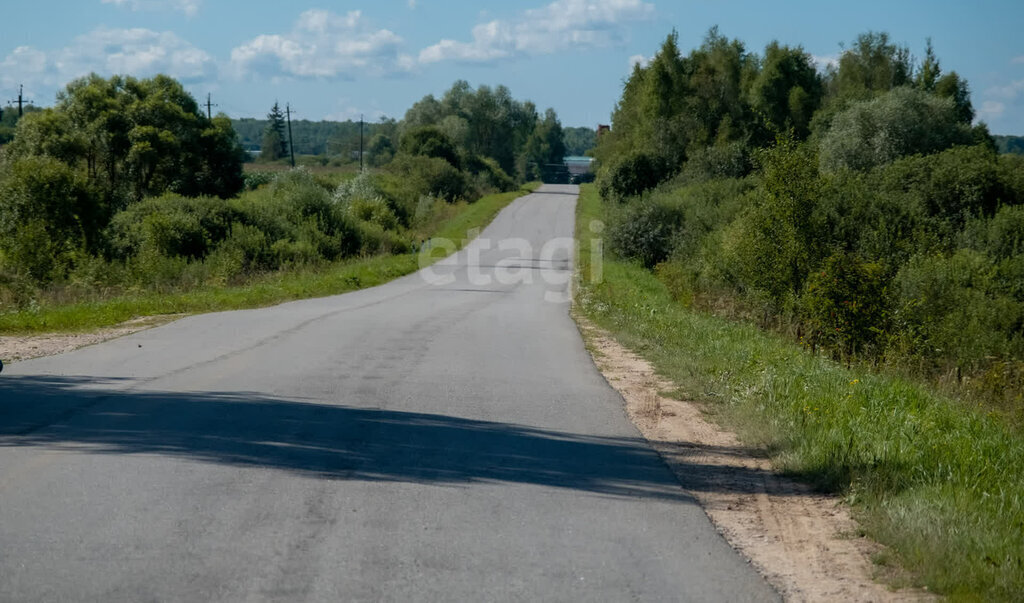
[57,28,215,82]
[978,100,1006,120]
[0,47,52,97]
[418,0,655,65]
[230,9,412,79]
[978,79,1024,128]
[987,79,1024,100]
[0,28,214,96]
[408,0,417,8]
[1012,56,1024,65]
[628,54,649,69]
[101,0,201,17]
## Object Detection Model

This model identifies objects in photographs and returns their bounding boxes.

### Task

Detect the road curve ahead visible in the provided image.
[0,185,777,602]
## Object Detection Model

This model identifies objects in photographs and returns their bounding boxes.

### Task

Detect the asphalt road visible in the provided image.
[0,184,778,602]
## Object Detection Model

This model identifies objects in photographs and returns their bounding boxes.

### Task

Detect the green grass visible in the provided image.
[574,183,1024,600]
[0,184,538,335]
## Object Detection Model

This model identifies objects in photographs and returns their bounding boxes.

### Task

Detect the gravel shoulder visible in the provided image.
[0,315,183,364]
[574,315,931,602]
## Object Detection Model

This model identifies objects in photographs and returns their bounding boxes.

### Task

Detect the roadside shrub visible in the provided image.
[801,253,889,357]
[597,150,673,201]
[609,198,686,268]
[382,154,471,207]
[332,171,382,207]
[723,141,821,307]
[213,223,273,275]
[235,168,361,261]
[108,194,239,260]
[399,126,461,169]
[0,156,98,283]
[465,154,515,193]
[356,222,413,256]
[347,197,400,231]
[892,250,1024,372]
[679,142,752,183]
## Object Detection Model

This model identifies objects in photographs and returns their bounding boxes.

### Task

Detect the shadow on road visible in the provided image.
[0,375,783,501]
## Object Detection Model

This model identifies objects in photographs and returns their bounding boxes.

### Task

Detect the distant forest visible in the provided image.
[995,134,1024,155]
[231,118,395,157]
[232,117,596,159]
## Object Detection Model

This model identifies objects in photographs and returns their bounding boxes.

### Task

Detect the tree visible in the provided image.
[523,109,567,182]
[399,126,461,168]
[0,156,97,281]
[935,71,974,124]
[400,81,539,178]
[832,32,913,100]
[562,127,597,156]
[818,86,974,172]
[748,42,823,139]
[0,73,246,282]
[261,102,288,161]
[367,133,395,166]
[915,38,941,92]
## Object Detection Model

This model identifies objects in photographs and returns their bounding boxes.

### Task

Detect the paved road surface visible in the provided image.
[0,185,777,601]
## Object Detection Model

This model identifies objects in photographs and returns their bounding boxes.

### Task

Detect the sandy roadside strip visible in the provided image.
[0,315,184,364]
[574,315,931,602]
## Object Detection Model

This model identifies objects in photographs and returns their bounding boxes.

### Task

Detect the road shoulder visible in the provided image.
[573,314,929,602]
[0,315,182,363]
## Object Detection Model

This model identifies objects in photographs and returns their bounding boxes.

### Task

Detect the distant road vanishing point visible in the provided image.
[0,184,777,601]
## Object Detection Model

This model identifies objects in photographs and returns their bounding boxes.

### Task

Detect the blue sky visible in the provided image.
[3,0,1023,133]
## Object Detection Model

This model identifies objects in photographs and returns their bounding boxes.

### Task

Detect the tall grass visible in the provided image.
[0,184,538,334]
[575,183,1024,599]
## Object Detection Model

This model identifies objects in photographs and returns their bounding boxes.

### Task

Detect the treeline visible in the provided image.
[563,127,597,156]
[0,74,246,285]
[233,98,595,165]
[996,135,1024,155]
[232,116,397,157]
[595,29,1024,413]
[0,104,43,145]
[0,75,562,305]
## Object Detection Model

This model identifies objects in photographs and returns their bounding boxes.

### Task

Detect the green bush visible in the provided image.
[878,145,1005,224]
[355,222,413,256]
[465,154,515,193]
[819,87,975,173]
[399,126,461,169]
[382,154,471,208]
[108,194,239,260]
[893,250,1024,372]
[722,141,821,307]
[609,198,686,268]
[243,170,276,191]
[679,142,752,183]
[0,156,97,282]
[597,151,673,201]
[801,252,889,357]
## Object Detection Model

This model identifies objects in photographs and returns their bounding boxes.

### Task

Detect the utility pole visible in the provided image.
[205,93,218,119]
[9,85,31,118]
[286,103,296,168]
[359,114,364,172]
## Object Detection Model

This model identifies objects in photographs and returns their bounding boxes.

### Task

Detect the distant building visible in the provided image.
[597,124,610,137]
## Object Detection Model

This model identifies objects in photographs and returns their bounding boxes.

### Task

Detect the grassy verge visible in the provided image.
[0,184,539,334]
[574,183,1024,600]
